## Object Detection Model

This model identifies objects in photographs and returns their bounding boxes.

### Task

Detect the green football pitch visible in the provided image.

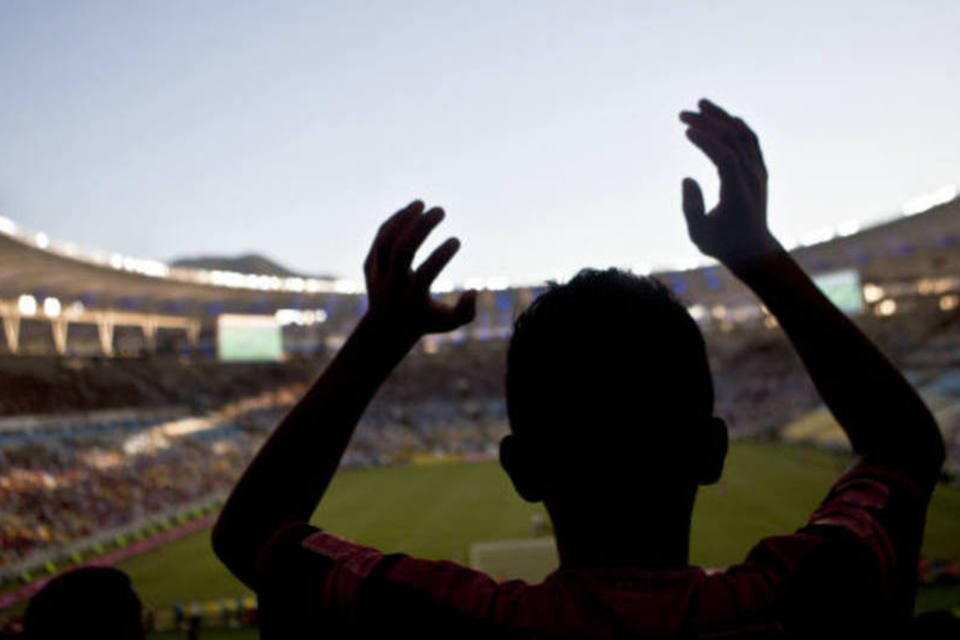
[4,441,959,635]
[110,441,960,619]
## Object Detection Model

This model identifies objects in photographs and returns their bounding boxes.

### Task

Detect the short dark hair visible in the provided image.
[506,268,714,472]
[24,567,143,640]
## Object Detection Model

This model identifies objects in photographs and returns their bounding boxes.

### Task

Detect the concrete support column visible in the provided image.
[97,312,115,357]
[186,321,201,348]
[2,314,20,354]
[51,318,69,356]
[142,317,158,353]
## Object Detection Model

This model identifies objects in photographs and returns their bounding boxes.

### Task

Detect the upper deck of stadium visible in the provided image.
[0,192,958,356]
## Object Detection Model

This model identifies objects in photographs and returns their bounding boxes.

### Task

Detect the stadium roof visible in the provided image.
[0,192,958,314]
[0,217,359,312]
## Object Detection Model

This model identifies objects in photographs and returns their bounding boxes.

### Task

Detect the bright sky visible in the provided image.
[1,1,958,285]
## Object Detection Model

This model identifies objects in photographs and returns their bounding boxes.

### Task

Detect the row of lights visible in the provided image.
[16,296,334,325]
[865,277,960,304]
[873,294,959,317]
[274,308,328,326]
[15,288,958,327]
[14,297,333,325]
[866,275,960,317]
[0,215,353,295]
[16,295,84,319]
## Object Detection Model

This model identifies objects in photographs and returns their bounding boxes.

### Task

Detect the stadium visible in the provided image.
[0,189,959,636]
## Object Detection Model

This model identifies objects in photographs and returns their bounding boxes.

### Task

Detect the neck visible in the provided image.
[547,492,695,570]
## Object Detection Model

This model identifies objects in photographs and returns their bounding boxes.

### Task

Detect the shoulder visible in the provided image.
[808,456,932,598]
[692,530,884,637]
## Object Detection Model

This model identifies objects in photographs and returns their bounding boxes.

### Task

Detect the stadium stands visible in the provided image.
[0,410,255,568]
[3,302,959,577]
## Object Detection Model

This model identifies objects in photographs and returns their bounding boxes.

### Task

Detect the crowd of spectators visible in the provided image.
[0,357,318,416]
[0,416,259,567]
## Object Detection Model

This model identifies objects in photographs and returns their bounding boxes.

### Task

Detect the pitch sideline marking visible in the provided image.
[469,537,556,570]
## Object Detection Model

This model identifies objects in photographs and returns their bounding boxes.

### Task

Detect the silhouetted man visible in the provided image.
[213,100,944,637]
[23,567,144,640]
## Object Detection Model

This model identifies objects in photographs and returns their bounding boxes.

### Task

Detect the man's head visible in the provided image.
[500,268,727,508]
[24,567,144,640]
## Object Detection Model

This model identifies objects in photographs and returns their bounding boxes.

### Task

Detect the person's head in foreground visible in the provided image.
[500,267,728,566]
[24,567,144,640]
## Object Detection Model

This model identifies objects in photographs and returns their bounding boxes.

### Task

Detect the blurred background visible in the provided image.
[0,1,958,636]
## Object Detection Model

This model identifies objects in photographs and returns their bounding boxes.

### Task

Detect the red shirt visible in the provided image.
[255,457,931,638]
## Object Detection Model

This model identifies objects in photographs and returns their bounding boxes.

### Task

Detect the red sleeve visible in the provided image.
[255,525,513,638]
[804,456,932,613]
[254,523,404,639]
[729,456,933,635]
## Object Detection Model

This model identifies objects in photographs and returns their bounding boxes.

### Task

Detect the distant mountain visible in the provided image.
[170,254,333,279]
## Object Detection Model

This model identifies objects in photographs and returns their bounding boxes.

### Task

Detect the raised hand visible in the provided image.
[363,200,476,339]
[679,99,780,266]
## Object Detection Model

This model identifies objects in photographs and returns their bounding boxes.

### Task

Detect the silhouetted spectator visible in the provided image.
[23,567,143,640]
[213,102,945,637]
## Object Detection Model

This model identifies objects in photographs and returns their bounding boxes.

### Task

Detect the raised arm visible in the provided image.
[212,201,476,588]
[679,99,944,484]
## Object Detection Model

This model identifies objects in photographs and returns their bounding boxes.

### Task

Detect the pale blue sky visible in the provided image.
[1,1,958,284]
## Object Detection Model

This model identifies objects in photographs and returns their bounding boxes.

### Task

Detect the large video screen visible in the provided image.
[812,269,863,314]
[217,314,283,362]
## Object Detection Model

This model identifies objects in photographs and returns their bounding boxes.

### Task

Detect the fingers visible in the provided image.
[699,98,758,145]
[685,128,739,182]
[453,289,478,325]
[379,201,424,251]
[681,99,765,168]
[434,289,477,331]
[682,177,706,227]
[680,99,768,200]
[682,177,709,249]
[680,100,739,144]
[366,200,424,275]
[415,237,460,292]
[697,98,731,120]
[391,207,445,271]
[365,201,449,279]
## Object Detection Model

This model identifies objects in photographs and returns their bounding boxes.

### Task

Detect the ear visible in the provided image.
[696,417,728,486]
[499,435,544,503]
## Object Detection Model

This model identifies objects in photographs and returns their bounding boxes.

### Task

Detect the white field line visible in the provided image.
[469,537,556,570]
